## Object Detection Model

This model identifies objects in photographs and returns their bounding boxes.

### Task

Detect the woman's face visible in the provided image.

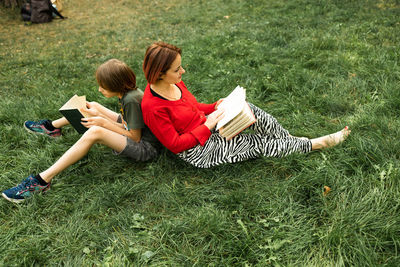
[161,54,185,84]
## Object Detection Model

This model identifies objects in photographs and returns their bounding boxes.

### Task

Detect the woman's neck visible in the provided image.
[151,81,174,93]
[151,82,181,101]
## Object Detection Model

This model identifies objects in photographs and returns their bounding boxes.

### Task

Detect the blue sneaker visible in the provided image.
[24,120,61,137]
[2,175,50,203]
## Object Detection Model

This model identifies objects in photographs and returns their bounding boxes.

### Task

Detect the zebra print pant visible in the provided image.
[177,103,312,168]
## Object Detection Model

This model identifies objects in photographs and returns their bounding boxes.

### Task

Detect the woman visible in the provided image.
[141,42,350,168]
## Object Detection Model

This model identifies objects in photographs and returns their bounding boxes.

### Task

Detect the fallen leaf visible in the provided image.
[323,186,331,196]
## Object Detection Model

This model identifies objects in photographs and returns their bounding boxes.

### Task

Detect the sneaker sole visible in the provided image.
[23,121,61,138]
[2,193,25,203]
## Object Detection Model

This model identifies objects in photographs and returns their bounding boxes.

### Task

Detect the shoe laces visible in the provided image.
[36,120,48,126]
[17,177,37,191]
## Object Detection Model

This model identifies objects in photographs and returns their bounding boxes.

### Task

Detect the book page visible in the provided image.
[219,103,256,139]
[216,86,246,130]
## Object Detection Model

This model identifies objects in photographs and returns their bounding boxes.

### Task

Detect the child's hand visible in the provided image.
[81,116,107,128]
[86,101,99,109]
[80,102,99,117]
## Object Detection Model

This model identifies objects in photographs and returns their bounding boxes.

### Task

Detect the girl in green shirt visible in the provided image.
[2,59,159,203]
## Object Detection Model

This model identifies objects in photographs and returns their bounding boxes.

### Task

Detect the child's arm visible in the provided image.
[84,102,120,122]
[81,116,142,143]
[126,128,142,142]
[81,103,129,131]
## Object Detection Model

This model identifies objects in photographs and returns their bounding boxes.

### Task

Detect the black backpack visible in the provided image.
[21,0,65,23]
[21,2,32,21]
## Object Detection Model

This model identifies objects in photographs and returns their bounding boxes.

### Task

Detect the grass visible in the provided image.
[1,0,400,265]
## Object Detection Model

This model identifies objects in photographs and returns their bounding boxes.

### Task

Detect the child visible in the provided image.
[2,59,159,203]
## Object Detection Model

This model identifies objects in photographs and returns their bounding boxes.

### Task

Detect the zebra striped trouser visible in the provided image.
[177,103,312,168]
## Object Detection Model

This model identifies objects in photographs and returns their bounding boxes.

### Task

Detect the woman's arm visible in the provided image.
[144,109,223,154]
[146,110,208,153]
[178,81,218,115]
[196,101,217,115]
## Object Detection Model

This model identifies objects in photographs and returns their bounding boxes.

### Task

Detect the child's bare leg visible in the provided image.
[39,126,127,183]
[311,126,351,150]
[52,117,70,128]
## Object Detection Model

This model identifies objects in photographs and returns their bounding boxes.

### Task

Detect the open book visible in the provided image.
[59,95,90,134]
[216,86,256,140]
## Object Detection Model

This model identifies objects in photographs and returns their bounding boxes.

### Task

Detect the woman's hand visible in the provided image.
[215,98,225,109]
[81,116,108,128]
[204,109,225,130]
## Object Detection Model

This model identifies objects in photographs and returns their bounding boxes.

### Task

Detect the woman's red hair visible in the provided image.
[143,42,182,84]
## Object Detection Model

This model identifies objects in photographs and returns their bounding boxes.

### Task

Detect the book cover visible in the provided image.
[59,95,89,134]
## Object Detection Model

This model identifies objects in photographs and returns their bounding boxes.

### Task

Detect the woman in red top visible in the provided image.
[141,42,350,168]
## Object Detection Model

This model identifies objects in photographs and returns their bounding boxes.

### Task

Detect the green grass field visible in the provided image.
[1,0,400,265]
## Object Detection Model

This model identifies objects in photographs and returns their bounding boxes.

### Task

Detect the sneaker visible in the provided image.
[2,175,50,203]
[24,120,61,137]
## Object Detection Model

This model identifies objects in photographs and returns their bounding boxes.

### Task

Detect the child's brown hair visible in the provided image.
[96,59,137,93]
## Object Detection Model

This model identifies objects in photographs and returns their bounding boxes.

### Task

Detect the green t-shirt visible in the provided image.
[119,89,159,145]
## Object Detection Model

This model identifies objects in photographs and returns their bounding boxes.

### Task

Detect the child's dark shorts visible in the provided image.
[113,115,158,162]
[113,138,158,162]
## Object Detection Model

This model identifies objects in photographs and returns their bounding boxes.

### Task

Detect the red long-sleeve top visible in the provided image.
[141,81,217,154]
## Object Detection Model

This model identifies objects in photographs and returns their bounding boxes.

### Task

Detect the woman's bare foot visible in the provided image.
[311,126,351,150]
[288,134,309,141]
